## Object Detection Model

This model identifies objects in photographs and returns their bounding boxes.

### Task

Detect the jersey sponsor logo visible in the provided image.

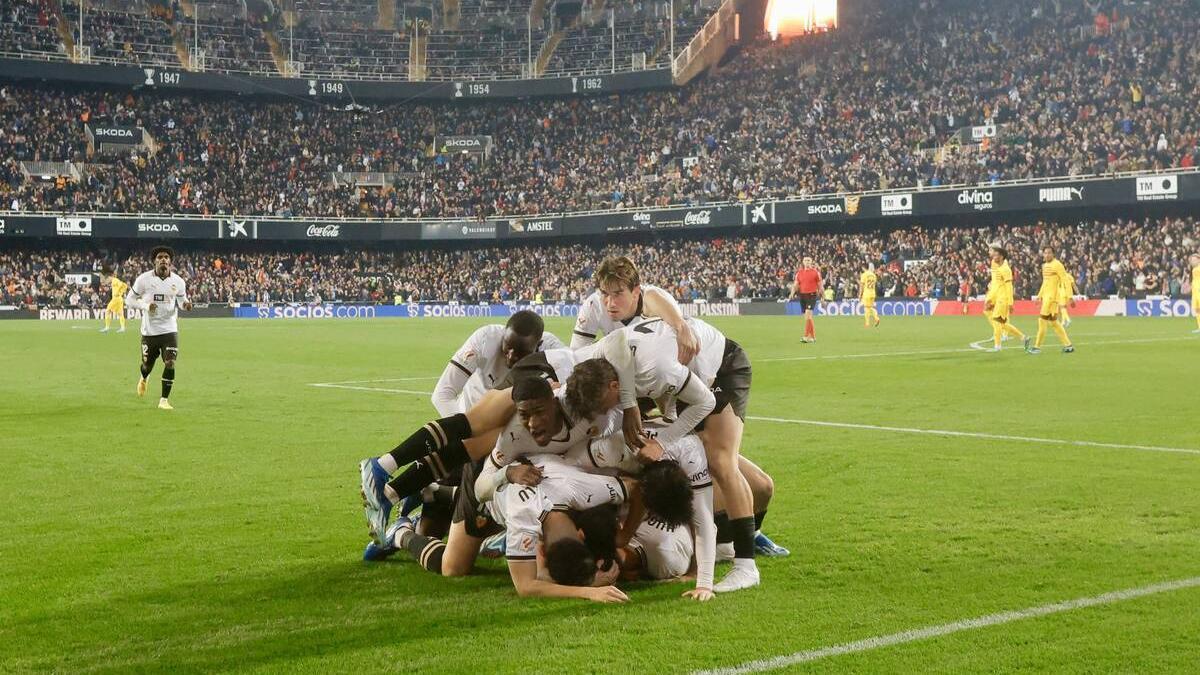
[1038,186,1083,203]
[153,294,166,301]
[1135,175,1178,201]
[56,217,92,236]
[306,224,341,238]
[880,193,913,215]
[957,189,994,210]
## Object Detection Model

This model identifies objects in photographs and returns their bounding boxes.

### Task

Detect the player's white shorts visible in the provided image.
[629,518,693,580]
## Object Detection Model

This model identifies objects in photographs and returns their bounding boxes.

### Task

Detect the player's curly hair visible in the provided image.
[545,538,596,587]
[641,460,694,528]
[150,245,175,261]
[564,358,618,420]
[594,256,641,291]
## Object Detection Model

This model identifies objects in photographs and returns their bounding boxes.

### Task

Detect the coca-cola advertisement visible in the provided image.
[306,224,342,238]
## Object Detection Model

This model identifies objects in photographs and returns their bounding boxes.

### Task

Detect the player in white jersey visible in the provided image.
[123,246,191,410]
[586,431,718,599]
[609,314,761,591]
[430,310,565,416]
[570,256,699,366]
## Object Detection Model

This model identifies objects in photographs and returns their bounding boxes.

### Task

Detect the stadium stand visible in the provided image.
[1,0,1198,219]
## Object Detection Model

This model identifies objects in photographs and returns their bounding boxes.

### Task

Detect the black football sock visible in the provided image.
[428,484,458,507]
[400,530,446,574]
[140,359,154,379]
[387,439,470,501]
[754,510,768,532]
[714,511,733,544]
[386,414,473,466]
[731,516,756,559]
[161,367,175,399]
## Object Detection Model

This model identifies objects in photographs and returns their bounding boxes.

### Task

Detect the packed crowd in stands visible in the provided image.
[0,0,64,56]
[1,0,1198,220]
[3,217,1195,308]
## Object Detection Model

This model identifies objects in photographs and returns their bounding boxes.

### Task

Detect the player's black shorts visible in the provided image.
[710,338,751,421]
[496,351,558,390]
[141,332,178,363]
[451,459,502,539]
[679,338,752,431]
[798,293,819,312]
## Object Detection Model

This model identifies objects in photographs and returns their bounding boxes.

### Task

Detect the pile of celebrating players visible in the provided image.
[356,256,787,602]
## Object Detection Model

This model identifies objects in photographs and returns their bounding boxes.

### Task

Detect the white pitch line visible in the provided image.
[309,383,433,396]
[319,376,440,384]
[694,575,1200,674]
[746,416,1200,456]
[760,335,1195,362]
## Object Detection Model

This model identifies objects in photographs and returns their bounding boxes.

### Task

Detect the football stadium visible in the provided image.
[2,0,1199,671]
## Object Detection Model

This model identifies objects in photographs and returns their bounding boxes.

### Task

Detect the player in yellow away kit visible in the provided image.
[1028,245,1074,354]
[99,266,128,333]
[860,264,880,327]
[984,245,1027,351]
[1190,253,1200,333]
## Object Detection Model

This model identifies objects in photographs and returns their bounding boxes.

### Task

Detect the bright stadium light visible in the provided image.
[765,0,838,40]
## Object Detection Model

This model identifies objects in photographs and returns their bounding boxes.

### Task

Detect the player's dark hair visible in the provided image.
[641,460,694,528]
[1042,244,1056,254]
[505,309,544,339]
[570,504,619,571]
[100,265,113,276]
[544,538,596,587]
[564,358,618,420]
[150,245,175,261]
[594,256,641,291]
[511,376,553,403]
[990,246,1008,260]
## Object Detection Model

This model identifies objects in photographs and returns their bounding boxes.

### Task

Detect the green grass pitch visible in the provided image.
[1,315,1198,673]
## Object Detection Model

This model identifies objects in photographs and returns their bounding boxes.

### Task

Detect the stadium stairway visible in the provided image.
[442,0,461,30]
[377,0,396,30]
[533,29,563,76]
[263,28,290,76]
[409,23,427,80]
[47,0,75,59]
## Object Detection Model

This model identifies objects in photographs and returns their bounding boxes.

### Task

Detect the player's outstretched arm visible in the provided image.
[688,483,717,600]
[616,477,643,550]
[576,330,642,448]
[642,287,698,365]
[508,559,629,603]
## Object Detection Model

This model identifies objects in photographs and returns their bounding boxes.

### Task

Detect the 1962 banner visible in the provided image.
[2,172,1195,241]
